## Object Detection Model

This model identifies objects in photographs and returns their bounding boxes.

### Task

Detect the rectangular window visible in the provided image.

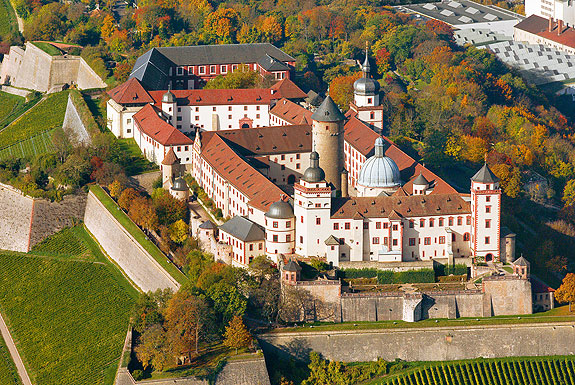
[177,146,181,151]
[439,236,445,244]
[429,219,434,227]
[177,116,182,121]
[383,223,389,229]
[486,206,491,213]
[199,66,206,74]
[228,115,232,119]
[409,220,414,228]
[466,216,471,225]
[345,222,350,230]
[363,222,369,229]
[485,236,490,244]
[424,237,431,245]
[486,196,491,202]
[485,219,491,228]
[384,237,388,245]
[457,217,462,226]
[273,235,278,242]
[244,106,248,111]
[296,163,301,169]
[273,221,278,228]
[376,222,381,229]
[281,155,285,160]
[452,233,456,242]
[409,238,416,246]
[373,237,380,244]
[300,216,303,223]
[420,219,425,227]
[316,218,321,225]
[221,65,227,73]
[210,65,216,74]
[439,218,444,226]
[315,203,320,208]
[392,224,398,231]
[286,234,291,242]
[333,223,339,230]
[249,244,253,251]
[259,243,263,250]
[392,239,398,246]
[300,236,303,243]
[177,67,183,75]
[286,221,291,228]
[296,154,300,159]
[449,218,453,226]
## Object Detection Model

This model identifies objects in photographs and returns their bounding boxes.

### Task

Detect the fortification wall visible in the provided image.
[76,58,107,90]
[339,260,435,271]
[84,190,180,293]
[13,43,53,92]
[483,277,533,316]
[62,95,91,145]
[260,322,575,363]
[0,183,33,252]
[29,193,87,249]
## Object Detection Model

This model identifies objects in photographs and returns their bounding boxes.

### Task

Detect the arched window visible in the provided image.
[463,232,470,241]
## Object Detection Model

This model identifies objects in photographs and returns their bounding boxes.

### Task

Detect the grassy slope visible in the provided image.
[0,91,68,149]
[30,42,61,56]
[0,225,137,385]
[0,93,41,130]
[365,356,575,385]
[90,184,188,285]
[0,0,16,37]
[0,333,21,385]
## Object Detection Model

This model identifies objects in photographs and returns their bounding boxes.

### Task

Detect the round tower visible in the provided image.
[311,95,345,192]
[162,87,176,122]
[265,197,295,263]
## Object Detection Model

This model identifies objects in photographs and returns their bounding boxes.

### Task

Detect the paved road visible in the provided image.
[0,312,32,385]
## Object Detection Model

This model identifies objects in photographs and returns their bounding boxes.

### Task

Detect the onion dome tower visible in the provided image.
[353,47,380,107]
[265,196,295,262]
[356,137,401,196]
[310,96,345,192]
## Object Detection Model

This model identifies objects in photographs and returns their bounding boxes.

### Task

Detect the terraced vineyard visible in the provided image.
[0,225,138,385]
[0,91,68,150]
[0,333,21,385]
[0,130,56,160]
[370,356,575,385]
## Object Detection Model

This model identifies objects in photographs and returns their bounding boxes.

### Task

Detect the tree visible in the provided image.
[108,179,124,198]
[204,8,240,43]
[329,72,362,110]
[563,179,575,207]
[555,273,575,312]
[204,66,260,89]
[130,196,159,231]
[546,256,569,274]
[132,289,172,333]
[152,188,187,225]
[169,219,189,244]
[164,290,212,361]
[223,315,252,354]
[249,255,275,283]
[118,187,139,211]
[135,324,172,371]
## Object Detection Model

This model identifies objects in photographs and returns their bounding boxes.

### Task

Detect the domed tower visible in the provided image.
[470,163,501,263]
[350,45,384,131]
[294,152,333,257]
[265,196,295,263]
[162,86,176,122]
[311,96,345,193]
[356,137,401,196]
[170,177,189,201]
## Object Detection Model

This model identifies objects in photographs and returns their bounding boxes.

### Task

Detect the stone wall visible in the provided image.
[62,95,91,145]
[0,85,31,98]
[0,183,34,252]
[84,190,180,292]
[28,192,87,249]
[338,260,436,272]
[483,276,533,316]
[259,322,575,363]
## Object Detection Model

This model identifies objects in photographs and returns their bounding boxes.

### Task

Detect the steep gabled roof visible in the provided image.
[130,48,173,90]
[270,98,313,125]
[471,163,500,184]
[133,104,193,146]
[217,124,312,156]
[219,216,265,242]
[199,220,217,229]
[515,15,575,49]
[259,54,290,71]
[325,235,341,245]
[107,78,154,104]
[270,79,307,99]
[148,88,274,106]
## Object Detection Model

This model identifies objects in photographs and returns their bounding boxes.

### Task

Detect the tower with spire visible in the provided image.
[350,43,384,131]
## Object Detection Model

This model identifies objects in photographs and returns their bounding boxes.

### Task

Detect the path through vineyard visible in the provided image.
[0,311,32,385]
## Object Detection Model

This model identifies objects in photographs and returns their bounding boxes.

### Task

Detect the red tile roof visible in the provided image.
[201,135,286,212]
[344,116,456,195]
[331,194,471,219]
[270,79,307,99]
[270,98,313,125]
[133,104,193,146]
[148,88,274,106]
[531,276,555,293]
[515,15,575,49]
[107,78,154,104]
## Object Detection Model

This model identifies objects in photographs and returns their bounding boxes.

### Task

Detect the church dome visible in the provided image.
[162,89,175,103]
[357,137,401,188]
[354,77,380,96]
[266,199,294,219]
[302,151,326,183]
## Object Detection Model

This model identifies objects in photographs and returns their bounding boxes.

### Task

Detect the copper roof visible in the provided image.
[331,194,470,219]
[270,98,313,125]
[133,104,193,146]
[270,79,307,99]
[107,78,154,104]
[201,135,286,212]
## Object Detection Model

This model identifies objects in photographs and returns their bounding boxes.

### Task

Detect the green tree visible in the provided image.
[169,219,189,244]
[563,179,575,207]
[135,324,172,371]
[204,66,260,89]
[223,315,252,354]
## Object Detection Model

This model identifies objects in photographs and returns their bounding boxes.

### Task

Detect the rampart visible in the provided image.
[259,321,575,363]
[84,190,180,292]
[62,94,91,145]
[0,42,106,93]
[0,183,86,252]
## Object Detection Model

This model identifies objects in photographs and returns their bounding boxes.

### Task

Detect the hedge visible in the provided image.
[434,263,468,277]
[341,268,435,284]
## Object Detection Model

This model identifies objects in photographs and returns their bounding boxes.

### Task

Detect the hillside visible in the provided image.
[0,225,137,385]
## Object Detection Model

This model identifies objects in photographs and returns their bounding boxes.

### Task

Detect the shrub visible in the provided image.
[435,263,468,277]
[376,270,393,284]
[392,269,435,283]
[132,370,144,381]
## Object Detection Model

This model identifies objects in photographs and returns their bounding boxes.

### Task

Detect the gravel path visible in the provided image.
[0,312,32,385]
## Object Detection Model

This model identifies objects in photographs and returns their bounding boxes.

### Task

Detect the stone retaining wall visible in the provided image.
[84,190,180,292]
[259,322,575,363]
[0,183,33,252]
[62,95,91,145]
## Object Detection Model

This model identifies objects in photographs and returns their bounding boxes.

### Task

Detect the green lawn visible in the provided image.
[0,333,21,385]
[31,42,61,56]
[117,138,158,175]
[0,225,138,385]
[365,356,575,385]
[0,91,68,149]
[0,0,17,38]
[90,185,188,285]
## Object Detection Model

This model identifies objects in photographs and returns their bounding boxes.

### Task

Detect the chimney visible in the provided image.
[549,16,554,32]
[558,19,564,35]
